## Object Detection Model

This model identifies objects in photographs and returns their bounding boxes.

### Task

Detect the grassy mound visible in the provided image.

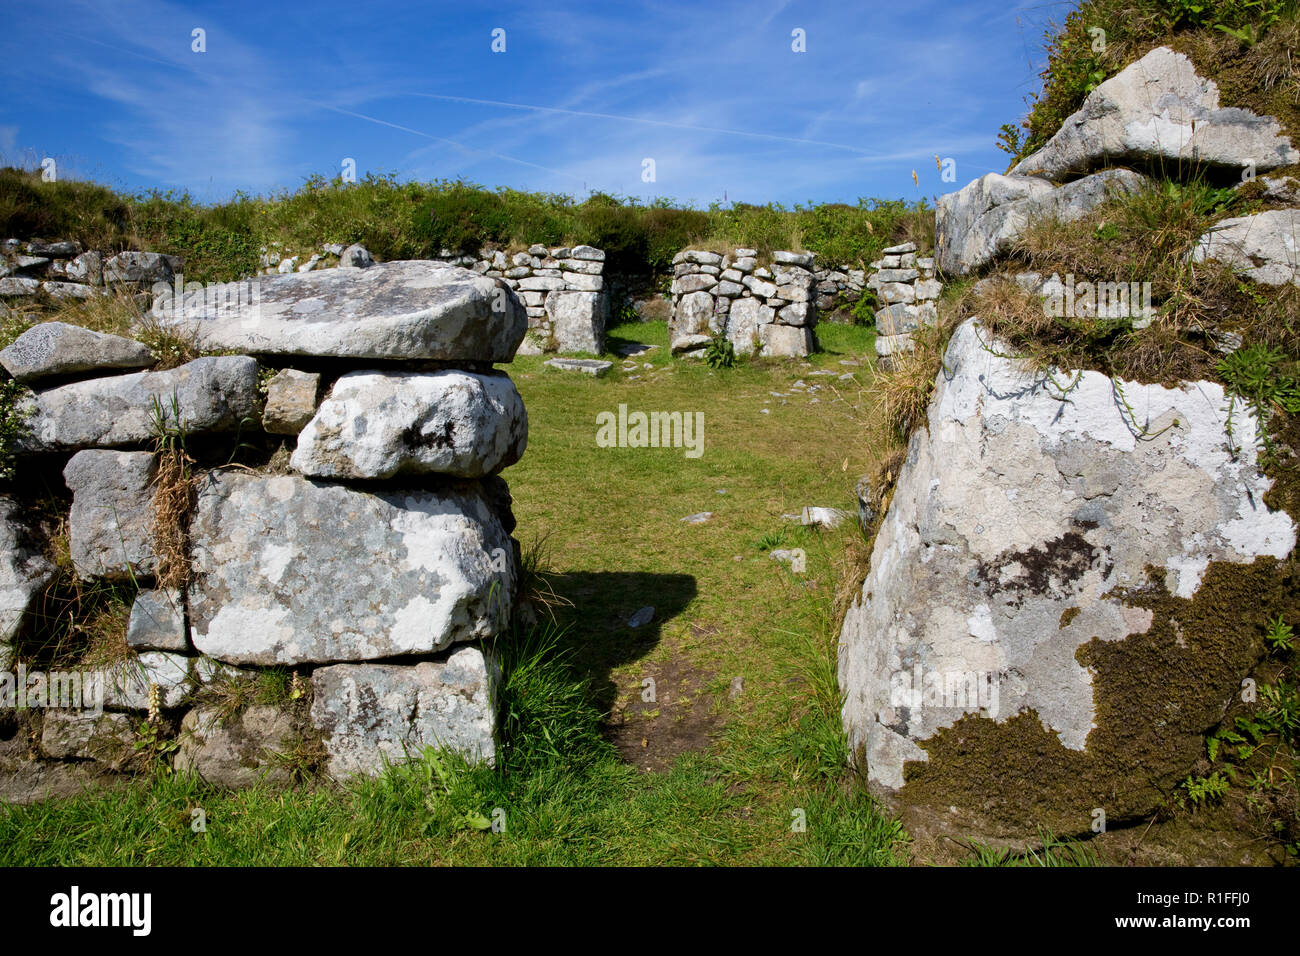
[0,166,932,284]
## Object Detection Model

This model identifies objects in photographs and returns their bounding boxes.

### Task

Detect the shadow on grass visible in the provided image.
[543,570,696,717]
[602,332,661,360]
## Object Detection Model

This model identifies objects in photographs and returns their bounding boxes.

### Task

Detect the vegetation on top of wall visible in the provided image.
[1001,0,1300,166]
[0,166,933,284]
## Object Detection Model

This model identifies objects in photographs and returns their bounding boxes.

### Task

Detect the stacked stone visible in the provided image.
[839,48,1300,850]
[434,244,608,355]
[667,249,817,359]
[866,242,942,365]
[931,49,1300,278]
[234,239,608,355]
[811,264,868,320]
[0,238,180,304]
[0,258,527,798]
[255,242,371,275]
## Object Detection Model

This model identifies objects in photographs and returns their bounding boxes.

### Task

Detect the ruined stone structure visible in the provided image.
[667,249,819,359]
[429,244,608,356]
[841,46,1300,851]
[1,256,527,800]
[864,242,942,364]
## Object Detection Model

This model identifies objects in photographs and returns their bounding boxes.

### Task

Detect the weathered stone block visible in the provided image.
[188,474,516,665]
[63,450,157,582]
[291,370,527,480]
[310,646,499,779]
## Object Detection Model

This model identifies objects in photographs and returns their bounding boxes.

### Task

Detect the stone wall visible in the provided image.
[429,244,608,355]
[258,241,611,355]
[808,262,868,321]
[0,258,527,801]
[1,236,608,360]
[667,249,819,359]
[840,46,1300,854]
[0,239,179,305]
[864,242,942,365]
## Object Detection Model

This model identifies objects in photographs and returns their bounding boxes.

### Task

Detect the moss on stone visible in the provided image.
[899,555,1298,837]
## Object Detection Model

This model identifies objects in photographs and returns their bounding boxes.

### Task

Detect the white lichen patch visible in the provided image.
[188,474,515,665]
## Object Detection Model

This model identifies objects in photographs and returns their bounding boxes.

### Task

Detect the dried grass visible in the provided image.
[519,531,575,622]
[0,287,202,369]
[868,305,964,442]
[981,179,1300,384]
[150,450,198,591]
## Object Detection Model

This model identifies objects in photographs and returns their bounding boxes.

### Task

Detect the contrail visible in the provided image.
[47,28,585,183]
[403,92,883,156]
[323,106,585,182]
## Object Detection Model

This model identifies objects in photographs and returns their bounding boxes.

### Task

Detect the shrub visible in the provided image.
[412,181,513,256]
[0,164,935,286]
[851,289,879,326]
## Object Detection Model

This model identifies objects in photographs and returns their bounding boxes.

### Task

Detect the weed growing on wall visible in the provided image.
[0,378,28,483]
[147,393,199,591]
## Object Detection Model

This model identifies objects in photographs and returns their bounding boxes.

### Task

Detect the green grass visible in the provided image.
[0,317,912,866]
[961,830,1101,867]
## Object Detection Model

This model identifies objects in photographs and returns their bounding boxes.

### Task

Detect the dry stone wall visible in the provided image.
[0,238,178,306]
[1,256,528,801]
[2,237,608,360]
[429,244,608,356]
[864,242,942,364]
[667,249,819,359]
[841,45,1300,851]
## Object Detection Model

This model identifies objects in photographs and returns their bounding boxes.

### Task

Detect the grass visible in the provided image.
[0,284,202,364]
[146,393,200,591]
[961,830,1101,867]
[939,175,1300,392]
[0,317,916,866]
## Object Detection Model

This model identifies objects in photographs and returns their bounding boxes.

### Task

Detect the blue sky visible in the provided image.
[0,0,1075,207]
